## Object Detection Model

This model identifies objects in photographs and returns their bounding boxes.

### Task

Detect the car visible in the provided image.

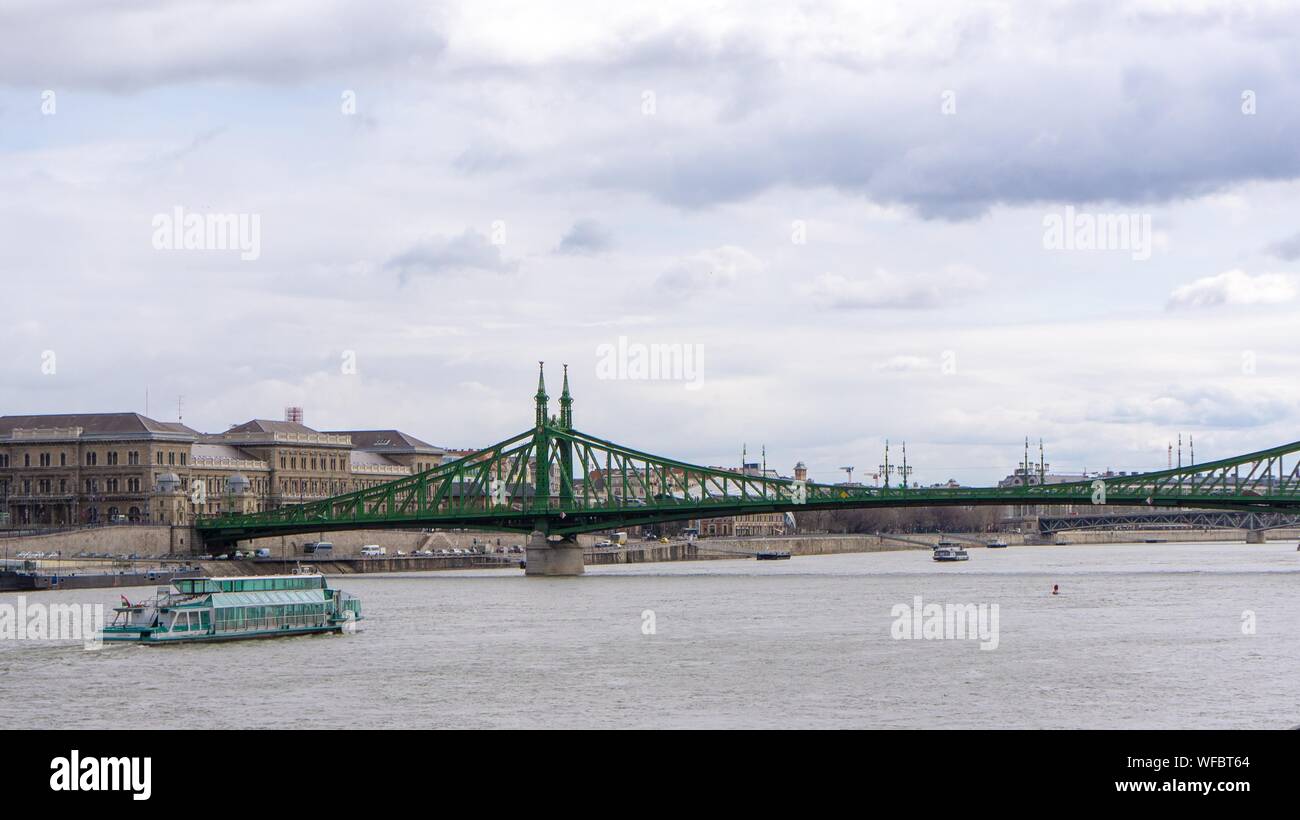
[395,550,406,557]
[233,550,245,560]
[594,539,612,548]
[255,548,272,558]
[509,544,523,553]
[215,554,229,561]
[360,545,385,557]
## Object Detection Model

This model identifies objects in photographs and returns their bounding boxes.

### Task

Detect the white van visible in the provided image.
[360,545,386,557]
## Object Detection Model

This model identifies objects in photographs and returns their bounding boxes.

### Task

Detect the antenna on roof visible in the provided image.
[145,386,149,417]
[178,395,183,423]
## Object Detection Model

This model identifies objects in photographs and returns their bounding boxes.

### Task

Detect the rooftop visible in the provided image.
[0,413,200,440]
[324,429,443,455]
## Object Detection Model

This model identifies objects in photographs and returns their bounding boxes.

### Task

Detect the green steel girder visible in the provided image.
[194,369,1300,546]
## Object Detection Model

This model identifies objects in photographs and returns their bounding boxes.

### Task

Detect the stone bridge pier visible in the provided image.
[525,530,584,576]
[1246,528,1268,544]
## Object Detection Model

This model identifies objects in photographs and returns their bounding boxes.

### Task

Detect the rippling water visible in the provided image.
[3,541,1298,729]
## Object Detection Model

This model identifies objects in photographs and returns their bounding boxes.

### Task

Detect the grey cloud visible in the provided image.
[1087,387,1295,429]
[568,12,1300,219]
[555,219,613,255]
[385,229,518,282]
[0,0,448,91]
[452,142,523,175]
[1266,231,1300,260]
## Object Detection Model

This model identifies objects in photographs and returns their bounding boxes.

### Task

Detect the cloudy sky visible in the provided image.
[3,0,1300,485]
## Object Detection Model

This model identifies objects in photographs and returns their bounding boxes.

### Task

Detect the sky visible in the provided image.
[2,0,1300,486]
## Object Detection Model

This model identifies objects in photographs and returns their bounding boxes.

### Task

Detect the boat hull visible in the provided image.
[102,622,357,645]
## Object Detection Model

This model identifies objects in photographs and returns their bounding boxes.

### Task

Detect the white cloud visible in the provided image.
[804,266,984,309]
[1166,269,1297,310]
[656,245,761,291]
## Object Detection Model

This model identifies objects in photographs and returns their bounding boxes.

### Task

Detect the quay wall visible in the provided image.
[0,526,598,558]
[5,525,1296,565]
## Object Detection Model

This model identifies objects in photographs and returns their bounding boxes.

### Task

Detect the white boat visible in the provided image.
[986,539,1008,548]
[932,545,969,562]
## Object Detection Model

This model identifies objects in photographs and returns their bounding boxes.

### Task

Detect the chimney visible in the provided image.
[285,406,304,424]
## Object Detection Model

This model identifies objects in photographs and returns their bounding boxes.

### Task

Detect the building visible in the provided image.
[0,412,447,528]
[0,413,200,527]
[688,461,791,538]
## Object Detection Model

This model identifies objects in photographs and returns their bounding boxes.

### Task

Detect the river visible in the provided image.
[2,540,1297,729]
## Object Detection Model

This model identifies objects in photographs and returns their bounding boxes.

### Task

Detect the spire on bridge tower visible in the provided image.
[535,362,549,429]
[559,363,573,429]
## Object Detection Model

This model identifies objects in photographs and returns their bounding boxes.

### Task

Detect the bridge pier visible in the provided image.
[525,531,585,576]
[1246,528,1267,544]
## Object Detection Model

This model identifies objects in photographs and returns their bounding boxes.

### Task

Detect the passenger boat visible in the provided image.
[935,538,959,547]
[986,539,1009,549]
[932,545,969,562]
[101,568,361,644]
[756,550,791,560]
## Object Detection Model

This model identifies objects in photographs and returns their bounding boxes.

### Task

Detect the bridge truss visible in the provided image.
[196,366,1300,545]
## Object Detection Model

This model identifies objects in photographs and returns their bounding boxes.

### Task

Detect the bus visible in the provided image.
[303,541,333,555]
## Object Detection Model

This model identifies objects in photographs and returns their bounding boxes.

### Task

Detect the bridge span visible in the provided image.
[197,365,1300,574]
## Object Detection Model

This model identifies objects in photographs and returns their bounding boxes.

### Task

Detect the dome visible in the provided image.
[156,473,181,493]
[225,474,251,495]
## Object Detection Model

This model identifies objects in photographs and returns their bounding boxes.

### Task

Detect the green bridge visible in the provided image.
[197,365,1300,574]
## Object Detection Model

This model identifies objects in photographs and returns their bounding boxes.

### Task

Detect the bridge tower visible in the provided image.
[526,362,584,576]
[557,365,575,504]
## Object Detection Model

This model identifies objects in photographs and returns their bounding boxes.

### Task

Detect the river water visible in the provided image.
[2,541,1297,729]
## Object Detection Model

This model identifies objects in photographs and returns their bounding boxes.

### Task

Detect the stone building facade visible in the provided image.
[0,413,444,528]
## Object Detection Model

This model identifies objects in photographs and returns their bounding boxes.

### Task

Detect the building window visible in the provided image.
[168,452,175,466]
[180,453,186,466]
[128,451,139,466]
[157,452,164,465]
[24,454,31,467]
[86,452,97,466]
[60,453,67,467]
[107,451,118,466]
